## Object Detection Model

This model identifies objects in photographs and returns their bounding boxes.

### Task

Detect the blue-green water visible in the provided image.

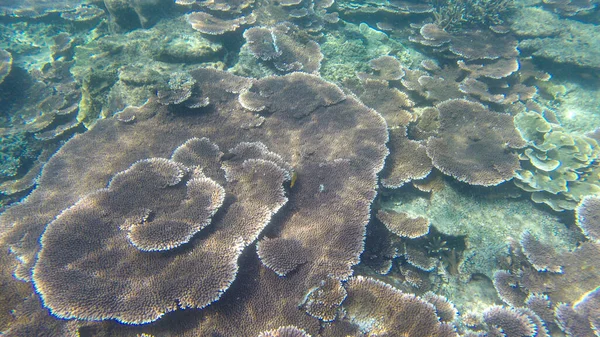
[0,0,599,336]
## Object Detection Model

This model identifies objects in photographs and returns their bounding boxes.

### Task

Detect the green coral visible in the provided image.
[514,111,600,211]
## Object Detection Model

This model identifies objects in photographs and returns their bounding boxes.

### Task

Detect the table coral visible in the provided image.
[33,140,289,323]
[514,111,600,211]
[426,98,525,186]
[0,68,388,334]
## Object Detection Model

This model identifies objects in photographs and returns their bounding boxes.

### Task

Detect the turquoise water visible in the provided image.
[0,0,599,336]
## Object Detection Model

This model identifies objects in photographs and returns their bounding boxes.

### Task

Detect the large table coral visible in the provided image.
[0,68,389,334]
[33,139,290,324]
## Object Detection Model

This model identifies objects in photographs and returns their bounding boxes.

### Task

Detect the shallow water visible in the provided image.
[0,0,599,336]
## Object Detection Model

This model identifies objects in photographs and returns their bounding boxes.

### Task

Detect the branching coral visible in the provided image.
[429,0,514,31]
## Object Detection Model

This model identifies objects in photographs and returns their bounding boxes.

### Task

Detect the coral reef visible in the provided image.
[239,23,322,74]
[302,278,347,321]
[257,237,308,276]
[1,0,600,335]
[187,11,255,35]
[376,209,430,239]
[379,127,432,188]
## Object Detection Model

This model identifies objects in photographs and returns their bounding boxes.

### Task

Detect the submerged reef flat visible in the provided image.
[1,0,600,336]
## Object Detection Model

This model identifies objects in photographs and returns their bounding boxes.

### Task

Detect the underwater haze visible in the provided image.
[1,0,600,336]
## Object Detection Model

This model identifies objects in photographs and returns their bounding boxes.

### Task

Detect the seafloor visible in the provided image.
[0,0,600,336]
